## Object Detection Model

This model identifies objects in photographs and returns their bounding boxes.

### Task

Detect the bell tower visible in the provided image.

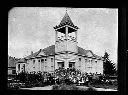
[54,11,79,54]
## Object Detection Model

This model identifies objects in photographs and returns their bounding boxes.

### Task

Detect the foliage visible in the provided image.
[103,51,117,76]
[14,71,49,88]
[8,66,117,90]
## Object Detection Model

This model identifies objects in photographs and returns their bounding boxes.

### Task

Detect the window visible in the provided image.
[79,58,81,61]
[62,63,64,68]
[33,60,35,64]
[38,60,40,62]
[79,58,81,68]
[41,59,44,63]
[90,59,92,64]
[51,66,54,71]
[89,59,92,63]
[45,59,47,61]
[69,64,72,68]
[95,60,97,63]
[51,58,53,62]
[18,64,20,71]
[23,64,25,72]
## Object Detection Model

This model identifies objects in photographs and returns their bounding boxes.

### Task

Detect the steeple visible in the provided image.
[59,12,74,26]
[54,10,78,53]
[54,11,79,31]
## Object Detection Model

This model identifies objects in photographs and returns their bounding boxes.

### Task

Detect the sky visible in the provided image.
[8,7,118,64]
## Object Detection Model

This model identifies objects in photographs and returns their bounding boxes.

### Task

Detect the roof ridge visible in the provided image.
[42,45,55,51]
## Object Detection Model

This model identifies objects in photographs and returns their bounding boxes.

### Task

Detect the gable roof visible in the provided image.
[21,45,102,61]
[77,46,91,56]
[78,46,102,59]
[43,45,55,55]
[25,50,41,59]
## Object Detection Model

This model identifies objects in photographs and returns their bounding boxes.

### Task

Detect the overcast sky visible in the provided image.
[8,7,118,64]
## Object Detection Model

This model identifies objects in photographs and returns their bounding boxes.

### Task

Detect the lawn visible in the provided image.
[90,84,117,90]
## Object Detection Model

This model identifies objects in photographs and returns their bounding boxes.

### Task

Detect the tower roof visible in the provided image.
[60,12,74,26]
[54,12,79,30]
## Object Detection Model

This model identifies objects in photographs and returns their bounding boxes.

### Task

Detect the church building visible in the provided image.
[16,12,103,75]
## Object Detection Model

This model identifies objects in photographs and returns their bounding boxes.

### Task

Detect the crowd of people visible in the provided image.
[9,67,115,89]
[20,67,105,86]
[52,67,105,85]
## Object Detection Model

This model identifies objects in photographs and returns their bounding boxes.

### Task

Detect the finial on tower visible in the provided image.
[66,7,68,13]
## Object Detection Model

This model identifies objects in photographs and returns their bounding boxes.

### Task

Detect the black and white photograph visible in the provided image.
[8,7,118,91]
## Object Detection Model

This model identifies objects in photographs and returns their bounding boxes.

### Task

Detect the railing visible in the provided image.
[57,36,76,42]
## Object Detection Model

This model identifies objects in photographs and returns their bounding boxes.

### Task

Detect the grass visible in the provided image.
[89,82,118,90]
[90,84,117,90]
[52,84,97,91]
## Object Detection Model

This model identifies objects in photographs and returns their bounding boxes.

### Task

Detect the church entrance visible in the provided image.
[69,62,75,68]
[58,62,64,68]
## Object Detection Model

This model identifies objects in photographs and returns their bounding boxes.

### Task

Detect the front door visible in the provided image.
[58,62,64,68]
[69,62,75,68]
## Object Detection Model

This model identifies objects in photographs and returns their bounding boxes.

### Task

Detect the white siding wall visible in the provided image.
[41,58,45,72]
[92,59,97,73]
[80,57,86,72]
[66,40,78,53]
[16,55,103,74]
[55,53,78,69]
[46,57,51,72]
[27,59,35,73]
[55,40,77,53]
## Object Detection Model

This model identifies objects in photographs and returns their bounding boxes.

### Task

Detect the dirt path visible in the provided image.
[20,85,53,90]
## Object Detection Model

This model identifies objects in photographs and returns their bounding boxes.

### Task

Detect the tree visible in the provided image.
[103,51,117,76]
